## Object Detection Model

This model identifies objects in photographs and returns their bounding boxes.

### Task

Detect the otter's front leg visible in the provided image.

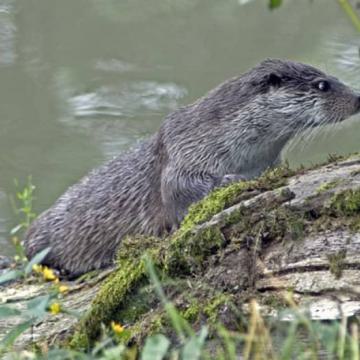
[161,168,246,229]
[161,168,222,229]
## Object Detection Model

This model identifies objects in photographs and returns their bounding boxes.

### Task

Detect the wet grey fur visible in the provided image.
[24,59,360,276]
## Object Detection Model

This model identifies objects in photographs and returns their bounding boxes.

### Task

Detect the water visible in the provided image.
[0,0,359,256]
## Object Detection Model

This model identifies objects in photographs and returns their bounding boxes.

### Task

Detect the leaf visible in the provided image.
[10,224,23,235]
[61,307,82,319]
[0,269,22,285]
[102,345,127,360]
[26,294,51,319]
[0,305,21,318]
[141,334,170,360]
[0,319,33,348]
[45,349,89,360]
[269,0,282,10]
[24,247,51,275]
[182,326,208,360]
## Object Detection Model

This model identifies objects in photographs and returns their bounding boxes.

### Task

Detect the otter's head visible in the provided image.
[242,59,360,135]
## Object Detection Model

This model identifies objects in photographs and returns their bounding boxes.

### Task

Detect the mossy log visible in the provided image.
[2,155,360,350]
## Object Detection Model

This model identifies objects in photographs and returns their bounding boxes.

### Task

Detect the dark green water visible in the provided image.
[0,0,359,255]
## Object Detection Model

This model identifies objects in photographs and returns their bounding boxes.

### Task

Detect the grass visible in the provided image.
[1,254,360,359]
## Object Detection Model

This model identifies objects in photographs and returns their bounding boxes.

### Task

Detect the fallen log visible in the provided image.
[1,154,360,350]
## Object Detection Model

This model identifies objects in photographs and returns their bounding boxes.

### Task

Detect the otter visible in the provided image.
[24,59,360,276]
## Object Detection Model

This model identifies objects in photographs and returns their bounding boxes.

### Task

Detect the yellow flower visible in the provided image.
[111,321,124,334]
[32,264,43,273]
[53,277,60,284]
[59,285,69,294]
[49,303,61,315]
[42,266,57,281]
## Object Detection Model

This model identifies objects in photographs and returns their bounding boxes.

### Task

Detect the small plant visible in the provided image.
[8,176,37,264]
[0,247,79,354]
[10,176,37,237]
[0,178,79,354]
[0,176,41,284]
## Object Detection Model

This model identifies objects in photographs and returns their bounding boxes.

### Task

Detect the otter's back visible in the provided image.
[24,136,165,275]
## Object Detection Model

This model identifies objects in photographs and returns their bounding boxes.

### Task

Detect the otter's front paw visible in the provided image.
[220,174,246,187]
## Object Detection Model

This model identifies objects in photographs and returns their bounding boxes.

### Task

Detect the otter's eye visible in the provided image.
[316,80,330,92]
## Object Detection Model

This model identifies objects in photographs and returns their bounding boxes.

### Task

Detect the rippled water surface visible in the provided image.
[0,0,360,255]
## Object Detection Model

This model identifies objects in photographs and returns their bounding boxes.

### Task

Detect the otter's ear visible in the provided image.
[267,73,282,88]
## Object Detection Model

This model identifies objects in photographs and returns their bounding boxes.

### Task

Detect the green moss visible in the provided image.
[115,287,157,325]
[70,258,148,348]
[324,188,360,233]
[327,153,345,163]
[261,293,287,308]
[283,211,305,240]
[180,292,234,326]
[329,188,360,216]
[69,332,90,351]
[224,207,245,227]
[126,310,166,345]
[166,226,225,276]
[229,204,305,248]
[182,300,201,323]
[180,181,251,232]
[327,250,347,279]
[316,179,342,194]
[180,164,294,231]
[70,236,163,349]
[267,208,301,241]
[259,207,305,242]
[203,293,232,324]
